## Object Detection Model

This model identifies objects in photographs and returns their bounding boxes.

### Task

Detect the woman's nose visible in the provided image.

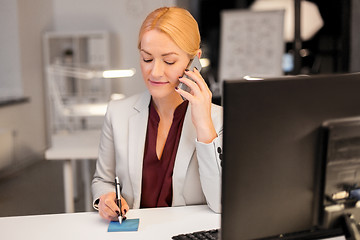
[151,60,164,79]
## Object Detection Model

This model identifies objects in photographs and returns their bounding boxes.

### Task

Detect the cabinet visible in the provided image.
[43,31,111,132]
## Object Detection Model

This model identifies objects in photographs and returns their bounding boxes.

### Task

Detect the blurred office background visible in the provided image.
[0,0,359,216]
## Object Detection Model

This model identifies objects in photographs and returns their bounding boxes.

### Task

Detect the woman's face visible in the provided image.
[139,29,191,100]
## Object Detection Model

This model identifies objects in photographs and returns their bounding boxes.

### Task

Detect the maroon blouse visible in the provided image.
[140,100,189,208]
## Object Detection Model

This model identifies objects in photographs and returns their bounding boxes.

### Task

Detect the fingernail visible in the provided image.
[185,69,189,72]
[175,86,178,90]
[115,210,120,215]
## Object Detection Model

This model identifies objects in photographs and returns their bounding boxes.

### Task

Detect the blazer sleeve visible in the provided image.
[196,104,223,213]
[91,101,117,209]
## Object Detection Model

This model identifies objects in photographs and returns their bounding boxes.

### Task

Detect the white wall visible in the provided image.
[0,0,53,171]
[0,0,23,98]
[51,0,177,97]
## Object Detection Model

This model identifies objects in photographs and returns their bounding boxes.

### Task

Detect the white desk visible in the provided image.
[45,130,101,213]
[64,103,108,129]
[0,205,220,240]
[65,103,108,117]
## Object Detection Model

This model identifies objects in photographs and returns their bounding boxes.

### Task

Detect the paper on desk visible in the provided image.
[108,219,140,232]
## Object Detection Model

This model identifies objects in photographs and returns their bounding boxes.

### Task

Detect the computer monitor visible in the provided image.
[221,72,360,239]
[321,116,360,228]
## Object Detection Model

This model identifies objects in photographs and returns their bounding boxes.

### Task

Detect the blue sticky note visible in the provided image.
[108,218,140,232]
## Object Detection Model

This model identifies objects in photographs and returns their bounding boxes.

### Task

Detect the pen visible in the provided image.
[115,176,123,224]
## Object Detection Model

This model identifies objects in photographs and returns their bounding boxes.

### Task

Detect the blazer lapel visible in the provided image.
[172,104,196,206]
[128,92,150,208]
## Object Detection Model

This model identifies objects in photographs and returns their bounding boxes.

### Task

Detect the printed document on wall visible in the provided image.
[219,9,285,85]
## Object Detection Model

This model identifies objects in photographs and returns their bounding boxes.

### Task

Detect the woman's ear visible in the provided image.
[196,49,202,59]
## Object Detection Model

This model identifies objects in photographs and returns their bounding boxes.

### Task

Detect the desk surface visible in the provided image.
[66,103,108,117]
[45,130,101,160]
[0,205,220,240]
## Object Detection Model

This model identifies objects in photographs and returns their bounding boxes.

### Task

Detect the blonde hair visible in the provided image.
[138,7,201,57]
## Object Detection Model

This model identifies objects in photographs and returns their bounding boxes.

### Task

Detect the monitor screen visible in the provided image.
[221,73,360,239]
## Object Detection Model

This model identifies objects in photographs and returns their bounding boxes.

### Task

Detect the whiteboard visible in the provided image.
[218,9,285,84]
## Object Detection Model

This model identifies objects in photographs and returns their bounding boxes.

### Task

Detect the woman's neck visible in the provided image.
[151,94,184,118]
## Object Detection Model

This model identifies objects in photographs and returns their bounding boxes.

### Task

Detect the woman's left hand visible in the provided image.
[175,68,217,143]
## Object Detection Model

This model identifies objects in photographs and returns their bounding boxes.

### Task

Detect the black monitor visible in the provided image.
[221,72,360,239]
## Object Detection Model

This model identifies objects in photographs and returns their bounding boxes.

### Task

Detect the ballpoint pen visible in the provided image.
[115,176,123,224]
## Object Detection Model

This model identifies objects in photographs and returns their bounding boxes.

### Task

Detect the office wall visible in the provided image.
[0,0,23,99]
[51,0,177,97]
[0,0,53,171]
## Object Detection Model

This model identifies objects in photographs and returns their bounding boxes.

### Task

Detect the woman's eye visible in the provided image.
[165,61,175,65]
[143,58,152,63]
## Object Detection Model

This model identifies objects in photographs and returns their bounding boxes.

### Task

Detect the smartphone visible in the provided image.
[177,55,202,94]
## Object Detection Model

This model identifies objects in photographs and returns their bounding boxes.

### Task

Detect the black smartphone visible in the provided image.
[177,55,202,94]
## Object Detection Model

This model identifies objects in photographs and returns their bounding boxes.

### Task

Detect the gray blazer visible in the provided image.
[92,91,223,213]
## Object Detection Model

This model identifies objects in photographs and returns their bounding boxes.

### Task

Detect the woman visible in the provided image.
[92,6,223,222]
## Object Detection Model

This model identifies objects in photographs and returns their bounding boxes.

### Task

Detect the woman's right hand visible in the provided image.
[98,192,129,221]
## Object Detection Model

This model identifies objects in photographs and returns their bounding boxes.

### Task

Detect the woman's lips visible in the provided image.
[149,79,168,85]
